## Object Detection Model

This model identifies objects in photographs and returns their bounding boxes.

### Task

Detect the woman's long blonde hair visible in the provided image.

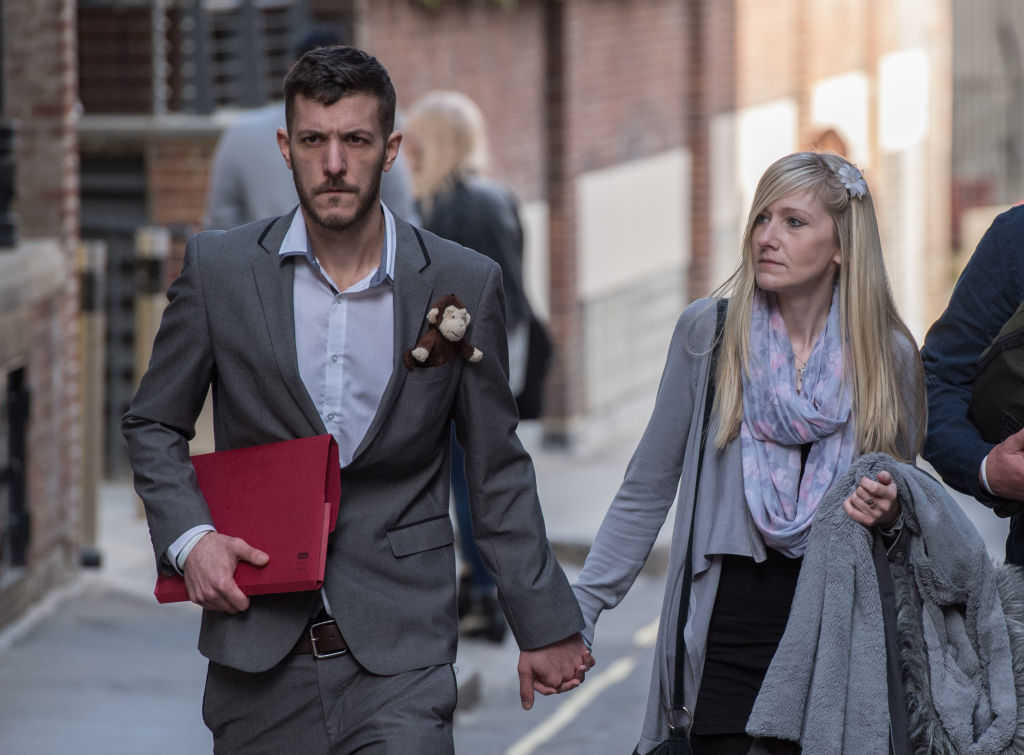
[713,151,925,458]
[404,90,490,214]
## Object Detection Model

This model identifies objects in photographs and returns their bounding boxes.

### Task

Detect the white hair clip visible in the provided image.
[836,162,868,199]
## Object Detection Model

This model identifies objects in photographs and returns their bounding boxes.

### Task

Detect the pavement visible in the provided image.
[0,416,1011,754]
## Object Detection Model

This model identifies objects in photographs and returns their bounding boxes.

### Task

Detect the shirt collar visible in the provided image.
[278,202,396,286]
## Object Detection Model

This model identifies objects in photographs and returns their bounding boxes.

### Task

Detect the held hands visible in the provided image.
[517,632,596,710]
[984,426,1024,502]
[843,470,899,528]
[183,532,269,613]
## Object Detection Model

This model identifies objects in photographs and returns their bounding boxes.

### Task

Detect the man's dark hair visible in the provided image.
[284,46,396,137]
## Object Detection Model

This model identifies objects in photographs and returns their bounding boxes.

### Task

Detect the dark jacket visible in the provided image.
[418,175,530,330]
[921,204,1024,563]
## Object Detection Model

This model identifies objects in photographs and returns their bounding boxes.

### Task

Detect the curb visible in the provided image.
[0,575,86,656]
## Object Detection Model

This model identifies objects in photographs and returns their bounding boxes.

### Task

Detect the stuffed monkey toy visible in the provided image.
[404,293,484,369]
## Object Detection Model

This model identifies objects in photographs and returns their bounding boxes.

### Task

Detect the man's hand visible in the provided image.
[183,532,269,613]
[843,470,899,528]
[517,633,595,710]
[985,427,1024,502]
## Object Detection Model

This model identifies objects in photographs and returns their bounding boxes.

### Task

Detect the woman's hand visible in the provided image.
[843,470,899,528]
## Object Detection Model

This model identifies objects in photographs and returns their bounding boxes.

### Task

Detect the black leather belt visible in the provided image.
[293,618,348,659]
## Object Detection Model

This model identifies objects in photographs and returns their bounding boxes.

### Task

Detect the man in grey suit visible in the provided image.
[123,46,590,753]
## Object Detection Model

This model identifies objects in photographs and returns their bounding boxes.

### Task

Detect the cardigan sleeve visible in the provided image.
[572,300,715,645]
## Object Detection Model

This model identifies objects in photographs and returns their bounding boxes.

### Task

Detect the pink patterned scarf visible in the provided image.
[740,288,857,557]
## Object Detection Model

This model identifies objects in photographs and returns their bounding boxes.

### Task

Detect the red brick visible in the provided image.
[2,0,82,620]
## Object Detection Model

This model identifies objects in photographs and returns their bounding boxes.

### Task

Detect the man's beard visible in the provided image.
[294,151,386,232]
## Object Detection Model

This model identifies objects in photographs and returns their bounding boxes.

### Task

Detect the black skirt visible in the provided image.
[692,548,803,736]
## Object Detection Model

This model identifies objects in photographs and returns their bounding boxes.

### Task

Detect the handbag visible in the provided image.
[639,299,727,755]
[516,313,553,421]
[970,297,1024,443]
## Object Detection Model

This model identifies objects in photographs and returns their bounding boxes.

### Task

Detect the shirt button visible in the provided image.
[327,413,337,421]
[331,354,339,363]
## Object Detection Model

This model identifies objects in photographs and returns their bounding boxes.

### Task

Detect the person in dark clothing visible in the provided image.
[921,204,1024,564]
[404,90,535,643]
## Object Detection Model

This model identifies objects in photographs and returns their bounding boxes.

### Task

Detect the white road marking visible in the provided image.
[505,656,638,755]
[633,617,659,648]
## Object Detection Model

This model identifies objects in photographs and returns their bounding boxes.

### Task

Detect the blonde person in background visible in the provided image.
[572,152,926,754]
[403,91,536,644]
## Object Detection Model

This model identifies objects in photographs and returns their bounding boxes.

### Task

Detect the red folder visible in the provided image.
[154,434,341,604]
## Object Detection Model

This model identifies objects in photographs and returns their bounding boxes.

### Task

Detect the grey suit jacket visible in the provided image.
[123,212,582,674]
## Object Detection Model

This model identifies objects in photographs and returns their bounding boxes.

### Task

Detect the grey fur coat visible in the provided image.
[749,454,1024,754]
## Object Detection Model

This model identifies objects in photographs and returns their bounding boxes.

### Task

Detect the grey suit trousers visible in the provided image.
[203,653,457,754]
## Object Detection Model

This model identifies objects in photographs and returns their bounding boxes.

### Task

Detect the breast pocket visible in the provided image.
[404,363,458,385]
[386,514,455,557]
[395,365,460,433]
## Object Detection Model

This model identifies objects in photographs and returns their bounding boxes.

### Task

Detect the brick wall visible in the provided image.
[1,0,81,625]
[147,136,218,280]
[564,0,686,175]
[360,0,696,436]
[689,0,735,300]
[564,0,687,427]
[148,138,217,228]
[542,1,577,430]
[359,0,546,202]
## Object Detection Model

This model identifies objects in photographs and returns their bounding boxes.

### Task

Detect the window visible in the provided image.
[0,367,29,580]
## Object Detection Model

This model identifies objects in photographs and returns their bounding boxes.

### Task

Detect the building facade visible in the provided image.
[0,0,969,630]
[0,0,83,626]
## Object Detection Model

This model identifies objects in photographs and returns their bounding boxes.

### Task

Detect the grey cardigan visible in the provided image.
[749,454,1024,754]
[572,297,924,754]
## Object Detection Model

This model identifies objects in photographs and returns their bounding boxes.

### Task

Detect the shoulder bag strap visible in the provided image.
[670,298,728,726]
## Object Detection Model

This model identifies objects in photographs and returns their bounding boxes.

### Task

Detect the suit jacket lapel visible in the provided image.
[250,210,327,436]
[349,219,435,464]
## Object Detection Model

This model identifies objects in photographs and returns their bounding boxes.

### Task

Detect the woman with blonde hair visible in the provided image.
[404,90,536,643]
[404,90,531,398]
[573,151,925,754]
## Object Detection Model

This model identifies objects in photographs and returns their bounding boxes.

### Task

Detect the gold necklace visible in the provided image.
[795,355,808,392]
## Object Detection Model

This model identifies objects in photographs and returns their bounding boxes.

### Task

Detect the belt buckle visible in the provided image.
[309,619,347,659]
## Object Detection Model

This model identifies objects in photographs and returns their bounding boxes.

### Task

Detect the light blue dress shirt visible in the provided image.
[168,204,397,574]
[284,204,396,466]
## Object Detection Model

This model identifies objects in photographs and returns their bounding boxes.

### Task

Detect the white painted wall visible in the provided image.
[737,98,798,218]
[576,148,691,301]
[880,48,930,153]
[879,48,932,340]
[572,149,690,435]
[708,99,798,293]
[519,200,550,321]
[710,112,743,291]
[811,72,870,167]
